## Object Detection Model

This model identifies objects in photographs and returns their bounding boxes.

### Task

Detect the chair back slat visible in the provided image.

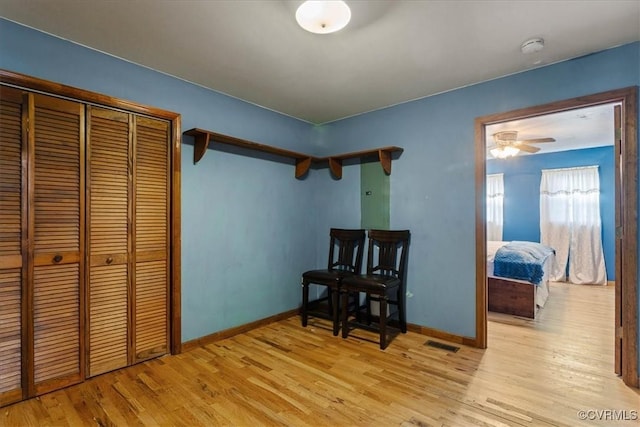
[367,230,410,279]
[328,228,366,273]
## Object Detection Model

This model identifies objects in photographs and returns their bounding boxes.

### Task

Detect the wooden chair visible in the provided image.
[301,228,366,335]
[340,229,410,349]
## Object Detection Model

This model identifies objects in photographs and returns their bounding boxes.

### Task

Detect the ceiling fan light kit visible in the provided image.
[489,130,556,159]
[296,0,351,34]
[490,146,520,159]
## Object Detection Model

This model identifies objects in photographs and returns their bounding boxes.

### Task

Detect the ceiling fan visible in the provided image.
[489,130,555,158]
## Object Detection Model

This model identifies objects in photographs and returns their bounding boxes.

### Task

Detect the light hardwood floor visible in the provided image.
[3,282,638,426]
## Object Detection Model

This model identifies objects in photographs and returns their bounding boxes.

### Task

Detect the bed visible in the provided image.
[487,241,555,318]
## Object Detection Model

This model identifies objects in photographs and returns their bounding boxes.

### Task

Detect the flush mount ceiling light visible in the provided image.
[296,1,351,34]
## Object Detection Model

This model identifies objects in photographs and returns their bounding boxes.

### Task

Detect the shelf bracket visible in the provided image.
[379,149,392,175]
[328,158,343,179]
[193,132,211,164]
[295,157,312,179]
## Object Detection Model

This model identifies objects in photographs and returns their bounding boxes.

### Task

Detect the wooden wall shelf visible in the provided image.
[318,147,403,179]
[183,128,403,180]
[184,128,316,178]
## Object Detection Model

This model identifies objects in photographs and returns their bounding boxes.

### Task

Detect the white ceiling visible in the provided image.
[0,1,638,125]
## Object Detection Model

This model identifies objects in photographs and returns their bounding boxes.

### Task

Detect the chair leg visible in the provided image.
[301,278,309,327]
[379,296,387,350]
[365,294,372,325]
[332,287,340,336]
[353,292,360,323]
[341,290,349,339]
[398,287,407,333]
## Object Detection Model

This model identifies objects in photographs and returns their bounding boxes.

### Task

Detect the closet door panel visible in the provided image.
[88,264,128,376]
[134,260,167,360]
[0,88,23,259]
[133,116,169,361]
[135,118,169,254]
[0,87,25,405]
[33,264,80,386]
[0,270,22,404]
[86,107,130,377]
[31,94,84,394]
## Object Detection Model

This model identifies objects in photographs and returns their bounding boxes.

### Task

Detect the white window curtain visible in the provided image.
[540,166,606,285]
[486,173,504,241]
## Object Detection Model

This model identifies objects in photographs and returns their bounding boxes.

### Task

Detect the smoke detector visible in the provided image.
[521,38,544,54]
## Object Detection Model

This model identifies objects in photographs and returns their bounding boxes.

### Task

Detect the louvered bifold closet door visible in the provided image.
[133,116,169,362]
[87,107,130,377]
[0,86,25,406]
[31,94,85,395]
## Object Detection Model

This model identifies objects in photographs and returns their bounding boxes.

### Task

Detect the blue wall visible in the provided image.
[323,42,639,352]
[1,18,639,371]
[487,146,615,279]
[0,17,362,342]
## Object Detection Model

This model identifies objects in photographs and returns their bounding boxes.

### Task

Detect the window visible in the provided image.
[486,173,504,241]
[540,166,606,284]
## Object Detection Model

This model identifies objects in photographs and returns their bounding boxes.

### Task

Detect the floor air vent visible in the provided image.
[425,340,460,353]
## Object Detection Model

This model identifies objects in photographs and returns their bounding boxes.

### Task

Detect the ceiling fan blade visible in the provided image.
[518,137,555,144]
[517,144,541,153]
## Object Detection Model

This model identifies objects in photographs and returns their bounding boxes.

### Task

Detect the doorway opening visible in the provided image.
[474,87,638,388]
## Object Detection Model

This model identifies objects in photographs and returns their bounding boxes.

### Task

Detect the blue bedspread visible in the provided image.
[493,241,555,286]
